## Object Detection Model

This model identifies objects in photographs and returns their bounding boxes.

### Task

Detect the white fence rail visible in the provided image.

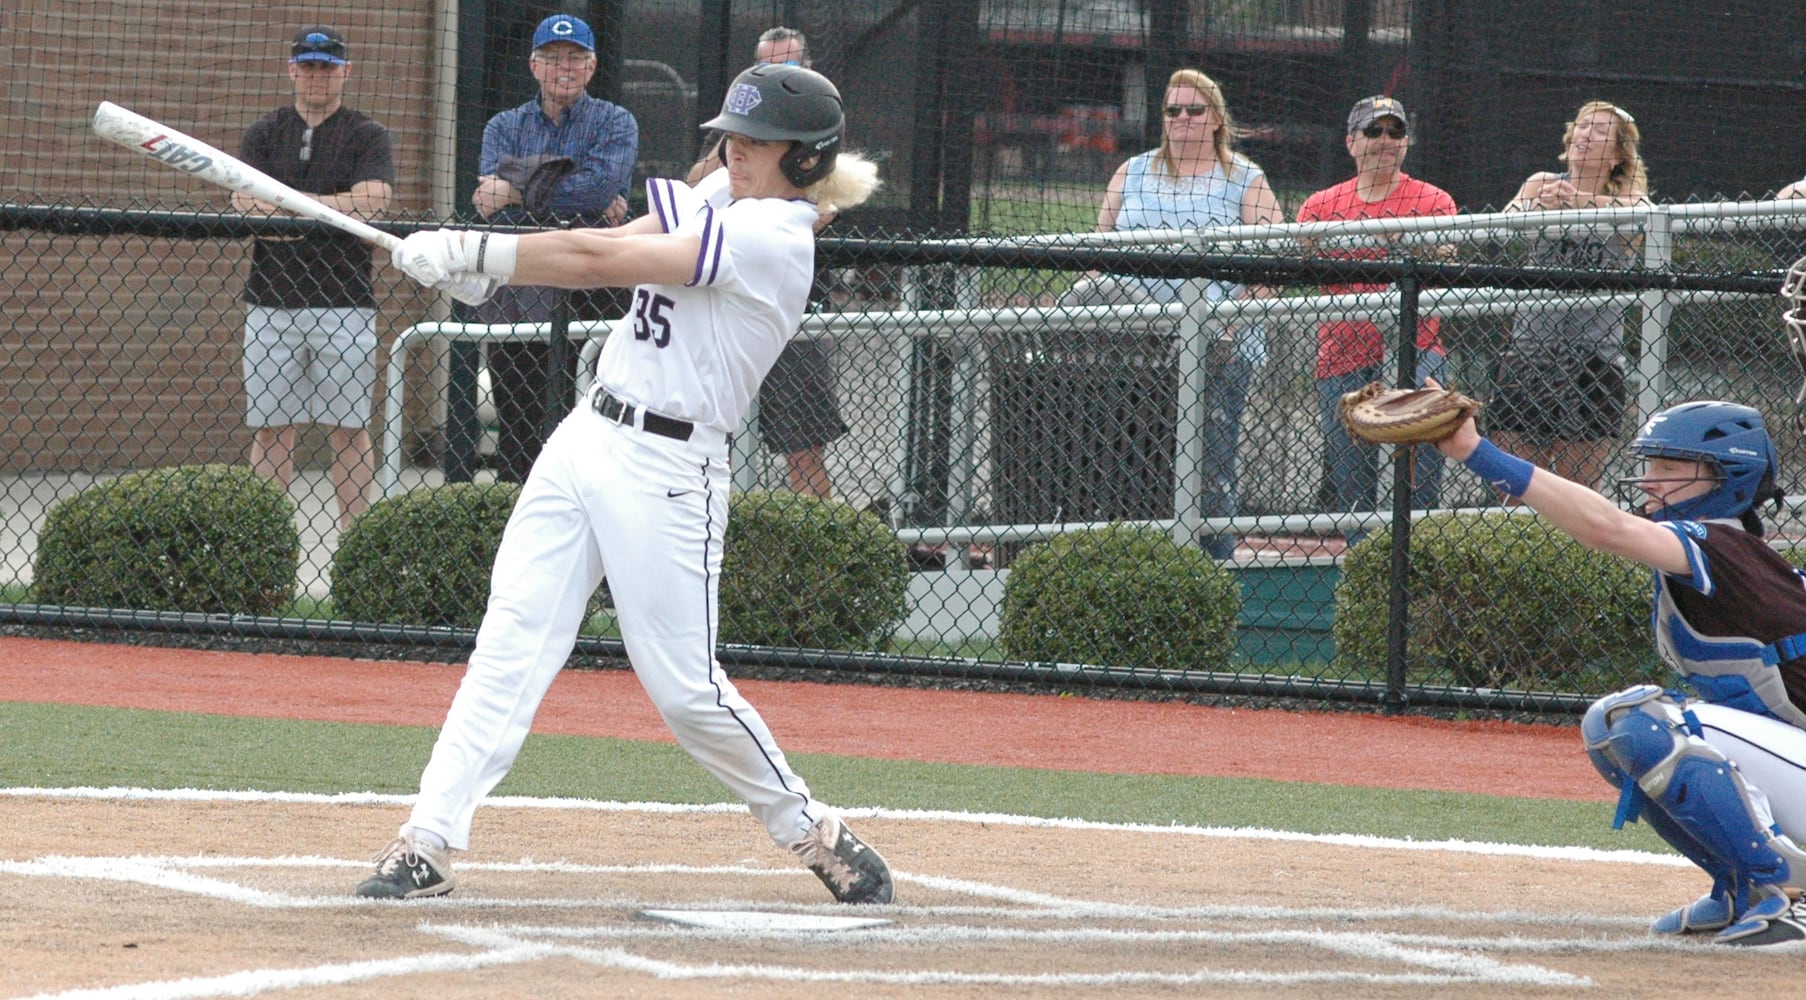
[378,197,1794,552]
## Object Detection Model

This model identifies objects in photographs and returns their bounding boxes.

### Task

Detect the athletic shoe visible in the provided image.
[1650,891,1733,935]
[789,813,893,904]
[1716,891,1806,947]
[355,833,454,899]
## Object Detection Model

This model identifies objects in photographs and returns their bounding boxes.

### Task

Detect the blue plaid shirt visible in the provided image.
[479,93,638,220]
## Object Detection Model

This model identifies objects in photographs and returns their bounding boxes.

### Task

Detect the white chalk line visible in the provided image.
[0,852,1653,931]
[0,784,1687,868]
[428,922,1591,988]
[9,946,555,1000]
[1,786,1656,997]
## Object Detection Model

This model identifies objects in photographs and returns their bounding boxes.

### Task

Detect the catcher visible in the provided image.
[1381,369,1806,946]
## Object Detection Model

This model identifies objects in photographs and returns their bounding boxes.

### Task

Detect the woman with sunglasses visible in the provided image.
[1492,100,1650,490]
[1092,68,1282,559]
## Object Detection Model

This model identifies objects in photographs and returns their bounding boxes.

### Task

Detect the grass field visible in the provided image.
[0,700,1666,855]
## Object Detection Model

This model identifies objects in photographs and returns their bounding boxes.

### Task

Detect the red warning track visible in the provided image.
[0,635,1607,801]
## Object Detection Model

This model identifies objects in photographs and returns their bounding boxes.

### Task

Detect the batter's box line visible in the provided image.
[444,919,1673,953]
[2,785,1689,870]
[0,852,1657,942]
[0,854,877,912]
[422,922,1595,990]
[896,872,1655,930]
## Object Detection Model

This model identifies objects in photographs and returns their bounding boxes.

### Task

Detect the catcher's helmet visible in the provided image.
[1628,401,1780,524]
[702,63,843,188]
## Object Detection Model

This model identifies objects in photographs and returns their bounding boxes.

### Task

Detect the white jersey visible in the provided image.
[594,170,819,434]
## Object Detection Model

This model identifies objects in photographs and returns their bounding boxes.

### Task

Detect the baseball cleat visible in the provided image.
[355,833,454,899]
[1650,891,1734,935]
[1716,891,1806,947]
[790,813,892,904]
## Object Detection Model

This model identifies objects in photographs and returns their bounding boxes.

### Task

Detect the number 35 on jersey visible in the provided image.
[632,288,675,348]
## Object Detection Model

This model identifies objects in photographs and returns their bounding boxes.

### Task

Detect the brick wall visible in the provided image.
[0,1,442,474]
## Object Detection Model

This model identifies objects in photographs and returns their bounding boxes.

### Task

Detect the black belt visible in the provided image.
[591,391,694,441]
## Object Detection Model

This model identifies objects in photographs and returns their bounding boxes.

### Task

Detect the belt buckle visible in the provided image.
[599,392,632,426]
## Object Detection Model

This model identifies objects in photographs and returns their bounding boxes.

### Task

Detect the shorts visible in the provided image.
[1486,350,1627,446]
[243,305,378,429]
[757,339,847,454]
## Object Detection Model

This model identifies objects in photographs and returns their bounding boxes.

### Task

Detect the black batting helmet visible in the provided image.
[702,63,843,188]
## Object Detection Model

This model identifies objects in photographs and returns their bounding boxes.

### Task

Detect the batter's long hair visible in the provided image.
[1559,100,1648,199]
[807,150,881,217]
[1157,68,1242,180]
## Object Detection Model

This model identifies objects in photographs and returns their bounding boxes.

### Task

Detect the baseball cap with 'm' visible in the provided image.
[533,14,595,52]
[1347,95,1409,133]
[291,27,348,66]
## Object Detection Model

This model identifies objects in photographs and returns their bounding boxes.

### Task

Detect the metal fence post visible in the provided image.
[1384,269,1422,714]
[1636,206,1675,421]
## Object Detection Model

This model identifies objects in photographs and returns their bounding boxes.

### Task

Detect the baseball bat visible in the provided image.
[90,101,401,252]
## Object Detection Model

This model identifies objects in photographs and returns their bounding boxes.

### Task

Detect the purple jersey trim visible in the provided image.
[648,179,679,231]
[688,205,723,287]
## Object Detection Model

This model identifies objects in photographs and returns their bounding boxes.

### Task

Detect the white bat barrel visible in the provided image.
[90,101,400,252]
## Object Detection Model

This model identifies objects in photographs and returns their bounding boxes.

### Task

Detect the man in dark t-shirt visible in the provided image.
[233,26,395,529]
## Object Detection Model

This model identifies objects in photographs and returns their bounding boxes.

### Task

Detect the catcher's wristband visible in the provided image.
[1463,438,1534,498]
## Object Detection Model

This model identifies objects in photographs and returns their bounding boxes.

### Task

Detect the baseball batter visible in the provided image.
[356,63,890,905]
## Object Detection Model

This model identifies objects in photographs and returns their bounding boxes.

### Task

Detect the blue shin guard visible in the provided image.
[1585,686,1806,937]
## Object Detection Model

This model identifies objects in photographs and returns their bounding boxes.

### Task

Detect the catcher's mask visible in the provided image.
[1619,401,1780,526]
[702,63,843,188]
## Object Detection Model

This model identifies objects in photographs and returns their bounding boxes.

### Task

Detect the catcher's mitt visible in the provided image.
[1337,382,1481,445]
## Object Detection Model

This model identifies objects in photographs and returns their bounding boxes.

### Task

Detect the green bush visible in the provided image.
[332,483,520,628]
[998,524,1241,672]
[1333,513,1653,691]
[720,491,910,650]
[32,464,298,614]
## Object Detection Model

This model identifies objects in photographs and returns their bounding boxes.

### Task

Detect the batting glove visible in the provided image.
[437,272,505,307]
[394,229,518,287]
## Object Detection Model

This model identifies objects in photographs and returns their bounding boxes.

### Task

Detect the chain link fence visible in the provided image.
[4,1,1806,716]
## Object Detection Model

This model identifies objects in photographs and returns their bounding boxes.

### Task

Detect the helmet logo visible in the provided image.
[724,83,763,116]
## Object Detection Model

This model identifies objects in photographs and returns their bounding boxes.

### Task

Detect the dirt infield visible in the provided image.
[12,635,1784,998]
[6,791,1801,999]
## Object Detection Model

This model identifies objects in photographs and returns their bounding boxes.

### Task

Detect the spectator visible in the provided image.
[472,13,638,484]
[233,26,394,530]
[687,26,848,498]
[1093,68,1282,559]
[1779,177,1806,200]
[1297,96,1457,525]
[1493,100,1649,489]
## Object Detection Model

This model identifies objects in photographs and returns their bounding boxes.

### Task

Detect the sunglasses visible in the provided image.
[1163,103,1210,119]
[299,126,314,163]
[1359,123,1408,140]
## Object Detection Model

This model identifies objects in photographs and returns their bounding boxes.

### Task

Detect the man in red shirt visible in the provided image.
[1297,96,1457,525]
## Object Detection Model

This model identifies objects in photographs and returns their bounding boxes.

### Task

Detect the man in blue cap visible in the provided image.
[471,13,639,484]
[233,26,394,530]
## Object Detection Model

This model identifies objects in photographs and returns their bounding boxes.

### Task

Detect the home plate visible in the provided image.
[639,909,892,932]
